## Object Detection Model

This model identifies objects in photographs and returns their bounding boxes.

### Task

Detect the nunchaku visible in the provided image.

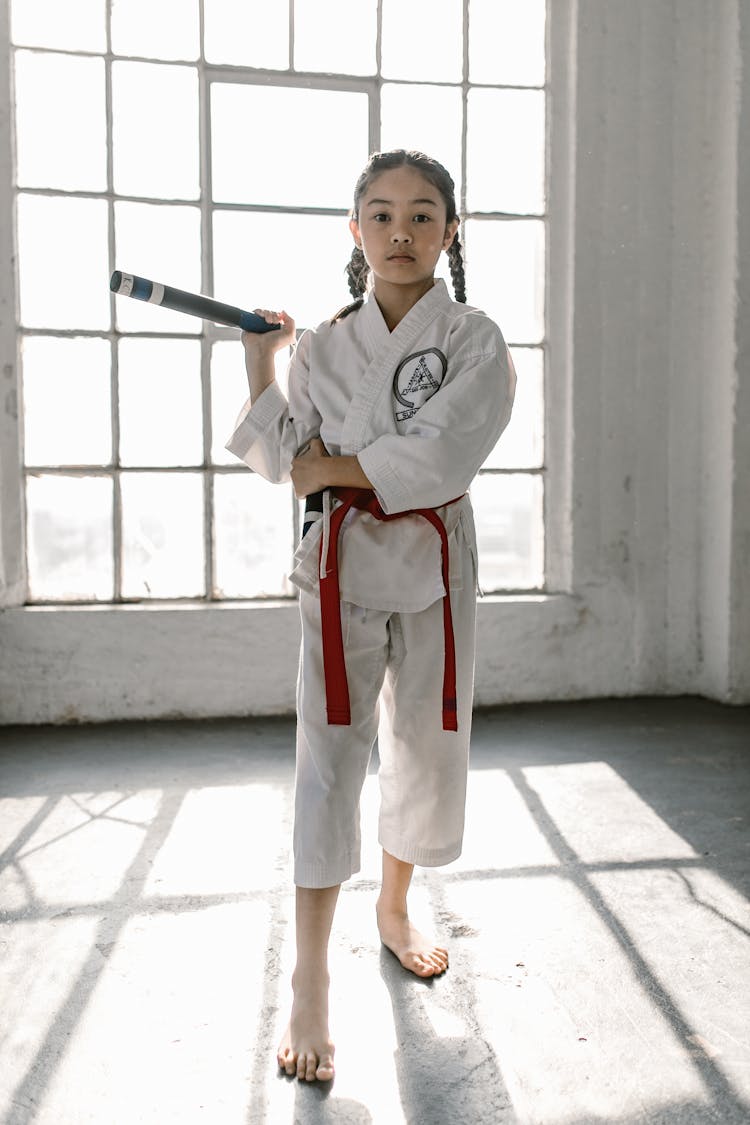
[109,270,282,334]
[109,270,324,536]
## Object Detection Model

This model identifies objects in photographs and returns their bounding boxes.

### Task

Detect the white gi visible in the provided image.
[226,279,515,888]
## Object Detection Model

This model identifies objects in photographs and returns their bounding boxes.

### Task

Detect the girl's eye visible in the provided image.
[414,214,431,223]
[373,213,389,222]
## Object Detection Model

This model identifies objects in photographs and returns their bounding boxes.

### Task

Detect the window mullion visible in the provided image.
[0,11,25,606]
[461,0,469,221]
[105,0,122,602]
[205,68,375,95]
[199,10,215,600]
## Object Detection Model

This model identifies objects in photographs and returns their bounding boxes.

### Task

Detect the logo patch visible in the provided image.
[392,348,448,421]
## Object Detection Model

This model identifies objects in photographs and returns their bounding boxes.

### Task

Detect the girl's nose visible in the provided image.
[391,229,412,243]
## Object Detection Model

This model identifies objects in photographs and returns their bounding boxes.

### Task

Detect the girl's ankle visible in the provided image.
[376,898,407,917]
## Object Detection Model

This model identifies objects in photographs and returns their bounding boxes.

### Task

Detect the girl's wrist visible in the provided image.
[245,353,277,403]
[325,454,373,490]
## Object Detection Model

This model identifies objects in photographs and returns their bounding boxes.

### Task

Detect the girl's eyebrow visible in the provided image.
[365,197,439,207]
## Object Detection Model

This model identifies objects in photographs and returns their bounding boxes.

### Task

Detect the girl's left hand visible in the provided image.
[291,438,330,498]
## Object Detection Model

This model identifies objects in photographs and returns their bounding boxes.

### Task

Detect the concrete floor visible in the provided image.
[0,698,748,1125]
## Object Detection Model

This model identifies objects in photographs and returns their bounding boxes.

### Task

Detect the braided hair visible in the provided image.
[338,149,466,319]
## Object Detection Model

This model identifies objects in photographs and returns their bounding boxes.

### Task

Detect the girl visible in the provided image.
[226,150,516,1083]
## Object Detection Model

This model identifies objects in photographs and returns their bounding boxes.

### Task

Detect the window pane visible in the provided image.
[469,0,546,87]
[467,89,545,214]
[26,475,113,601]
[471,472,543,590]
[465,219,544,343]
[121,472,204,598]
[18,195,110,330]
[211,85,368,208]
[114,202,201,333]
[483,347,543,470]
[381,0,463,82]
[118,339,203,467]
[211,340,290,466]
[10,0,106,52]
[23,338,112,466]
[203,0,288,68]
[113,62,199,200]
[214,474,295,598]
[111,0,200,60]
[213,211,354,330]
[380,85,463,202]
[15,52,106,192]
[294,0,376,75]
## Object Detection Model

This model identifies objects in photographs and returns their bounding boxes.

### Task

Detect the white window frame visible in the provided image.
[5,0,549,607]
[0,0,582,723]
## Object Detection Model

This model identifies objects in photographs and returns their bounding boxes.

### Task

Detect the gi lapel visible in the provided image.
[339,281,452,455]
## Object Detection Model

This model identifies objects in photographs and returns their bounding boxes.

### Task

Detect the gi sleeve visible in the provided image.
[224,329,322,483]
[356,318,517,513]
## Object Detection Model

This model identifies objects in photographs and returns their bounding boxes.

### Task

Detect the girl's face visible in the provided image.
[349,166,459,293]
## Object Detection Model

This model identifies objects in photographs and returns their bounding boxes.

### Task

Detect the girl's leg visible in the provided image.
[282,596,389,1080]
[375,548,478,977]
[376,850,449,977]
[277,884,340,1082]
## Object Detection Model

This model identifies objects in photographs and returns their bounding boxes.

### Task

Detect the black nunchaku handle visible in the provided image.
[109,270,281,333]
[302,490,325,538]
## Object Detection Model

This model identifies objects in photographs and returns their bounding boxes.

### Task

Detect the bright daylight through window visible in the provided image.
[12,0,546,603]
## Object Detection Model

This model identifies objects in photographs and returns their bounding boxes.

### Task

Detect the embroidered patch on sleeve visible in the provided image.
[392,348,448,421]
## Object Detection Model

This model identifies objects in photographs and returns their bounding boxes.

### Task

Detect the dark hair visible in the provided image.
[338,149,466,319]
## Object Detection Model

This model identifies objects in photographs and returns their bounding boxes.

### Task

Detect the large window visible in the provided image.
[12,0,546,603]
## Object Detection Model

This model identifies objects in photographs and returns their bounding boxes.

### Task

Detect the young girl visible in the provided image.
[226,149,515,1083]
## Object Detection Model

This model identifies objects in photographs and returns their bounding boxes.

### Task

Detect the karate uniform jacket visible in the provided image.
[226,279,516,614]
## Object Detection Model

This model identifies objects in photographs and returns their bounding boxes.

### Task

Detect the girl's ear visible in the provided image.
[349,216,362,248]
[443,217,460,251]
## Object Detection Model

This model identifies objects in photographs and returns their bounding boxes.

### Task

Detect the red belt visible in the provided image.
[318,487,463,732]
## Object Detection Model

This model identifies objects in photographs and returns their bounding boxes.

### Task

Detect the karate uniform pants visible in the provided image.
[293,546,476,889]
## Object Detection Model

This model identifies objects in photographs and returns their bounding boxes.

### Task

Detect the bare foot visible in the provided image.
[376,903,449,978]
[277,974,335,1082]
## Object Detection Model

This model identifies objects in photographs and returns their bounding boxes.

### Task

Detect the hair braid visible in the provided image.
[346,244,369,298]
[447,232,466,303]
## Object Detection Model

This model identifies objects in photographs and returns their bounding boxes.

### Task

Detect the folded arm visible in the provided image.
[290,439,373,498]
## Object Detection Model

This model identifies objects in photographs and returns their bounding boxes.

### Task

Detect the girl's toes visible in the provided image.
[284,1053,297,1077]
[317,1056,335,1082]
[303,1053,318,1082]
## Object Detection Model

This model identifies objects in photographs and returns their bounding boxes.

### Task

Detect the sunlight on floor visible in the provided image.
[522,761,700,863]
[0,790,163,908]
[143,783,289,896]
[1,737,748,1124]
[447,872,711,1122]
[33,902,270,1125]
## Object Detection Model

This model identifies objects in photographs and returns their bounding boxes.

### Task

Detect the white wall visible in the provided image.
[1,0,748,723]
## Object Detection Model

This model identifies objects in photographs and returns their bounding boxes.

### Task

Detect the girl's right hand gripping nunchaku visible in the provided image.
[110,270,325,536]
